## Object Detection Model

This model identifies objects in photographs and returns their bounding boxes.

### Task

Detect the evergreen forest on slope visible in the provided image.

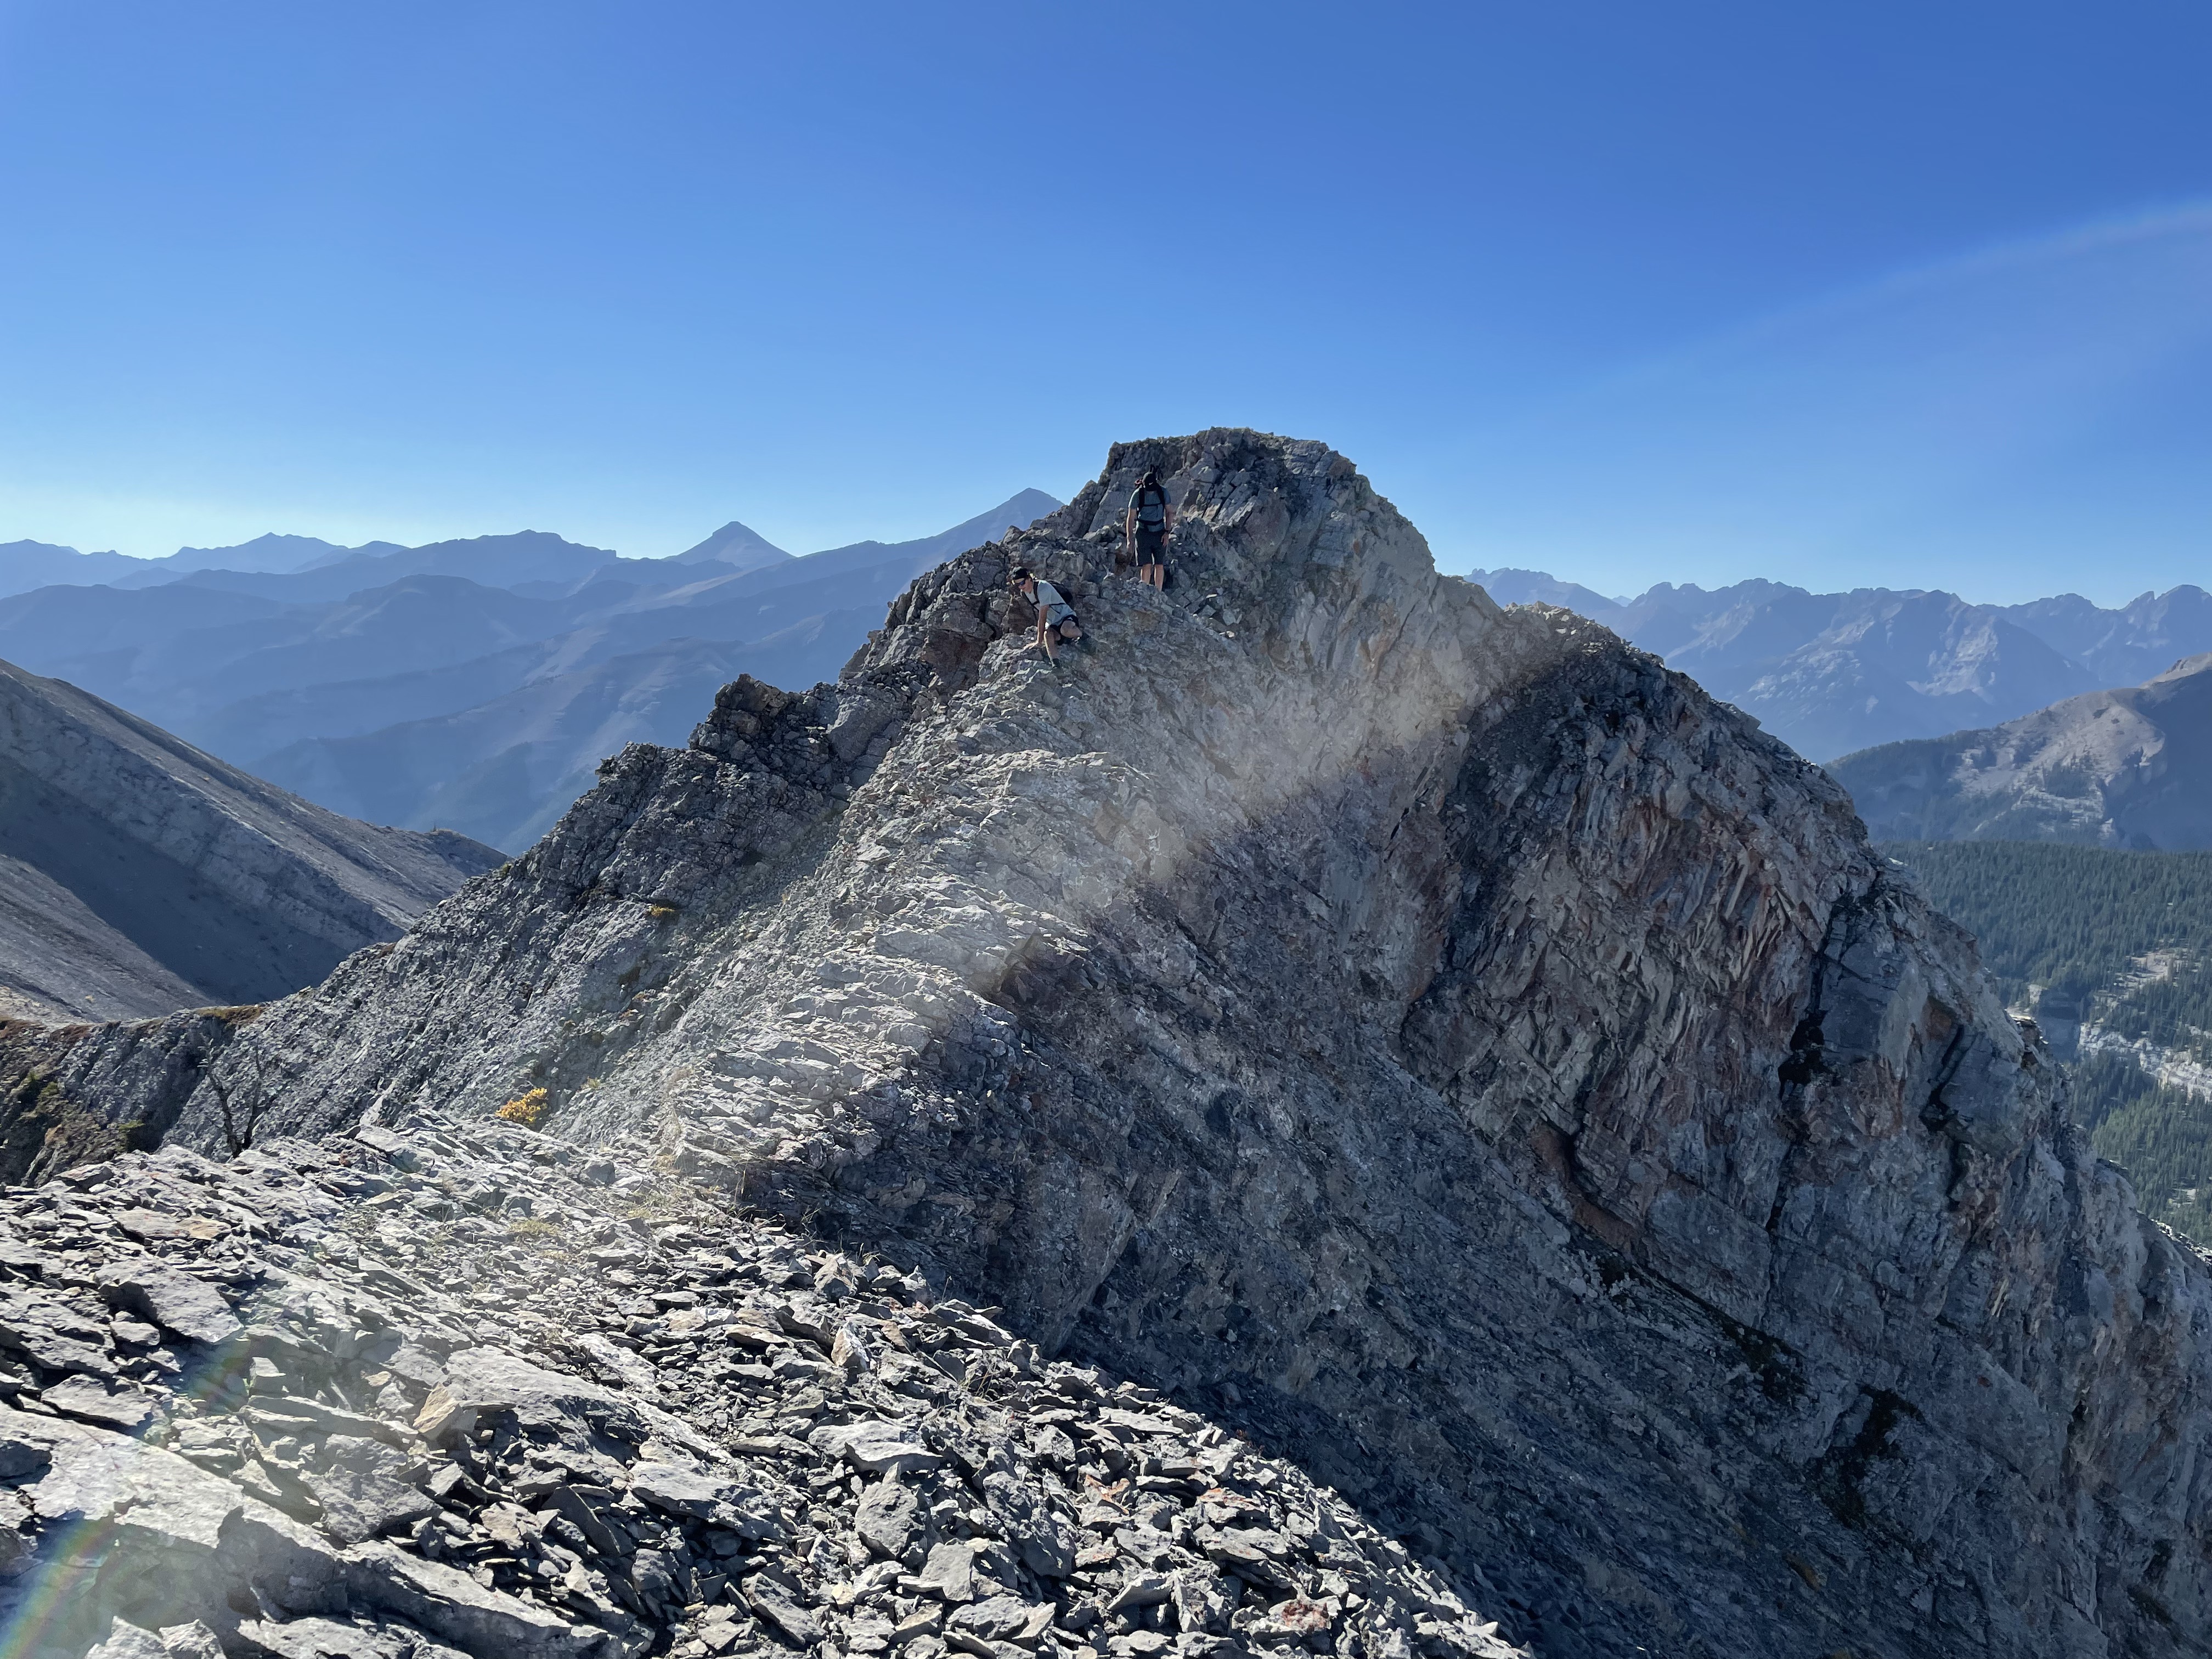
[1887,840,2212,1245]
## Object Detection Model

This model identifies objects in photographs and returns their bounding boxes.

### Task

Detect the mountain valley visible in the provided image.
[1885,839,2212,1244]
[0,658,499,1023]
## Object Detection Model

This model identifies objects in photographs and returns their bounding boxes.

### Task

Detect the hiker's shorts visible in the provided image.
[1135,528,1167,566]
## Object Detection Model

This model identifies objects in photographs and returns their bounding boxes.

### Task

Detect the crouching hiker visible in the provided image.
[1012,566,1082,661]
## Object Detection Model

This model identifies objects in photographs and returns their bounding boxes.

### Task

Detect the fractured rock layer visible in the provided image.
[1,431,2206,1657]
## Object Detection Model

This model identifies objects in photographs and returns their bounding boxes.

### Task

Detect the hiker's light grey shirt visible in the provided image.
[1034,579,1075,627]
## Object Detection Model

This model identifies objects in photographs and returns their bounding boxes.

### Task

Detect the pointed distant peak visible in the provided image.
[921,489,1066,558]
[671,521,792,572]
[990,487,1063,523]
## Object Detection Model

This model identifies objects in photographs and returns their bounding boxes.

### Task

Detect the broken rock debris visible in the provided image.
[0,1114,1522,1659]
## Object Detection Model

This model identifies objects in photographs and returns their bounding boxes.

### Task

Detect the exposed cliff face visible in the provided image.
[0,658,503,1021]
[3,432,2205,1658]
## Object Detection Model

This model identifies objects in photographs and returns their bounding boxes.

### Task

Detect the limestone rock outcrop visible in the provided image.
[2,431,2206,1657]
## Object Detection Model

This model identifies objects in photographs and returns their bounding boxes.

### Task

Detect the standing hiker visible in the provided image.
[1124,468,1173,590]
[1012,566,1082,661]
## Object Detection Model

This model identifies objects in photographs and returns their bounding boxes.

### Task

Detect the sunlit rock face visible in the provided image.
[3,431,2206,1658]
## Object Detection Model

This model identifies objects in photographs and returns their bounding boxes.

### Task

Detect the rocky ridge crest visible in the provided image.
[2,431,2207,1657]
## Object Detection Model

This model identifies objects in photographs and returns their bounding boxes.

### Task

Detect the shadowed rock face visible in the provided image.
[1,431,2205,1658]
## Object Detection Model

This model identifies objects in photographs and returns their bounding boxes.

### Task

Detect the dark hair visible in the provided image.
[1139,467,1160,487]
[1009,566,1033,582]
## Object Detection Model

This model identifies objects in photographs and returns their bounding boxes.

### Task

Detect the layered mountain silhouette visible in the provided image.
[1831,652,2212,849]
[0,657,500,1022]
[124,531,410,582]
[0,532,410,598]
[153,529,625,604]
[0,491,1060,849]
[0,539,153,597]
[1471,569,2212,760]
[16,511,2183,853]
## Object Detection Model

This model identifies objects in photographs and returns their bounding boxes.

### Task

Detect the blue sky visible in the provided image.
[0,1,2204,603]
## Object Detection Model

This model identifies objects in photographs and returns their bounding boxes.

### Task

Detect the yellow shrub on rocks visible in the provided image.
[496,1087,549,1126]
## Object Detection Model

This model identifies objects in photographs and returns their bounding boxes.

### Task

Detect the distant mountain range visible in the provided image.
[0,532,411,597]
[1831,652,2212,850]
[15,522,2180,854]
[0,489,1060,850]
[0,657,499,1022]
[1470,569,2212,761]
[0,539,154,595]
